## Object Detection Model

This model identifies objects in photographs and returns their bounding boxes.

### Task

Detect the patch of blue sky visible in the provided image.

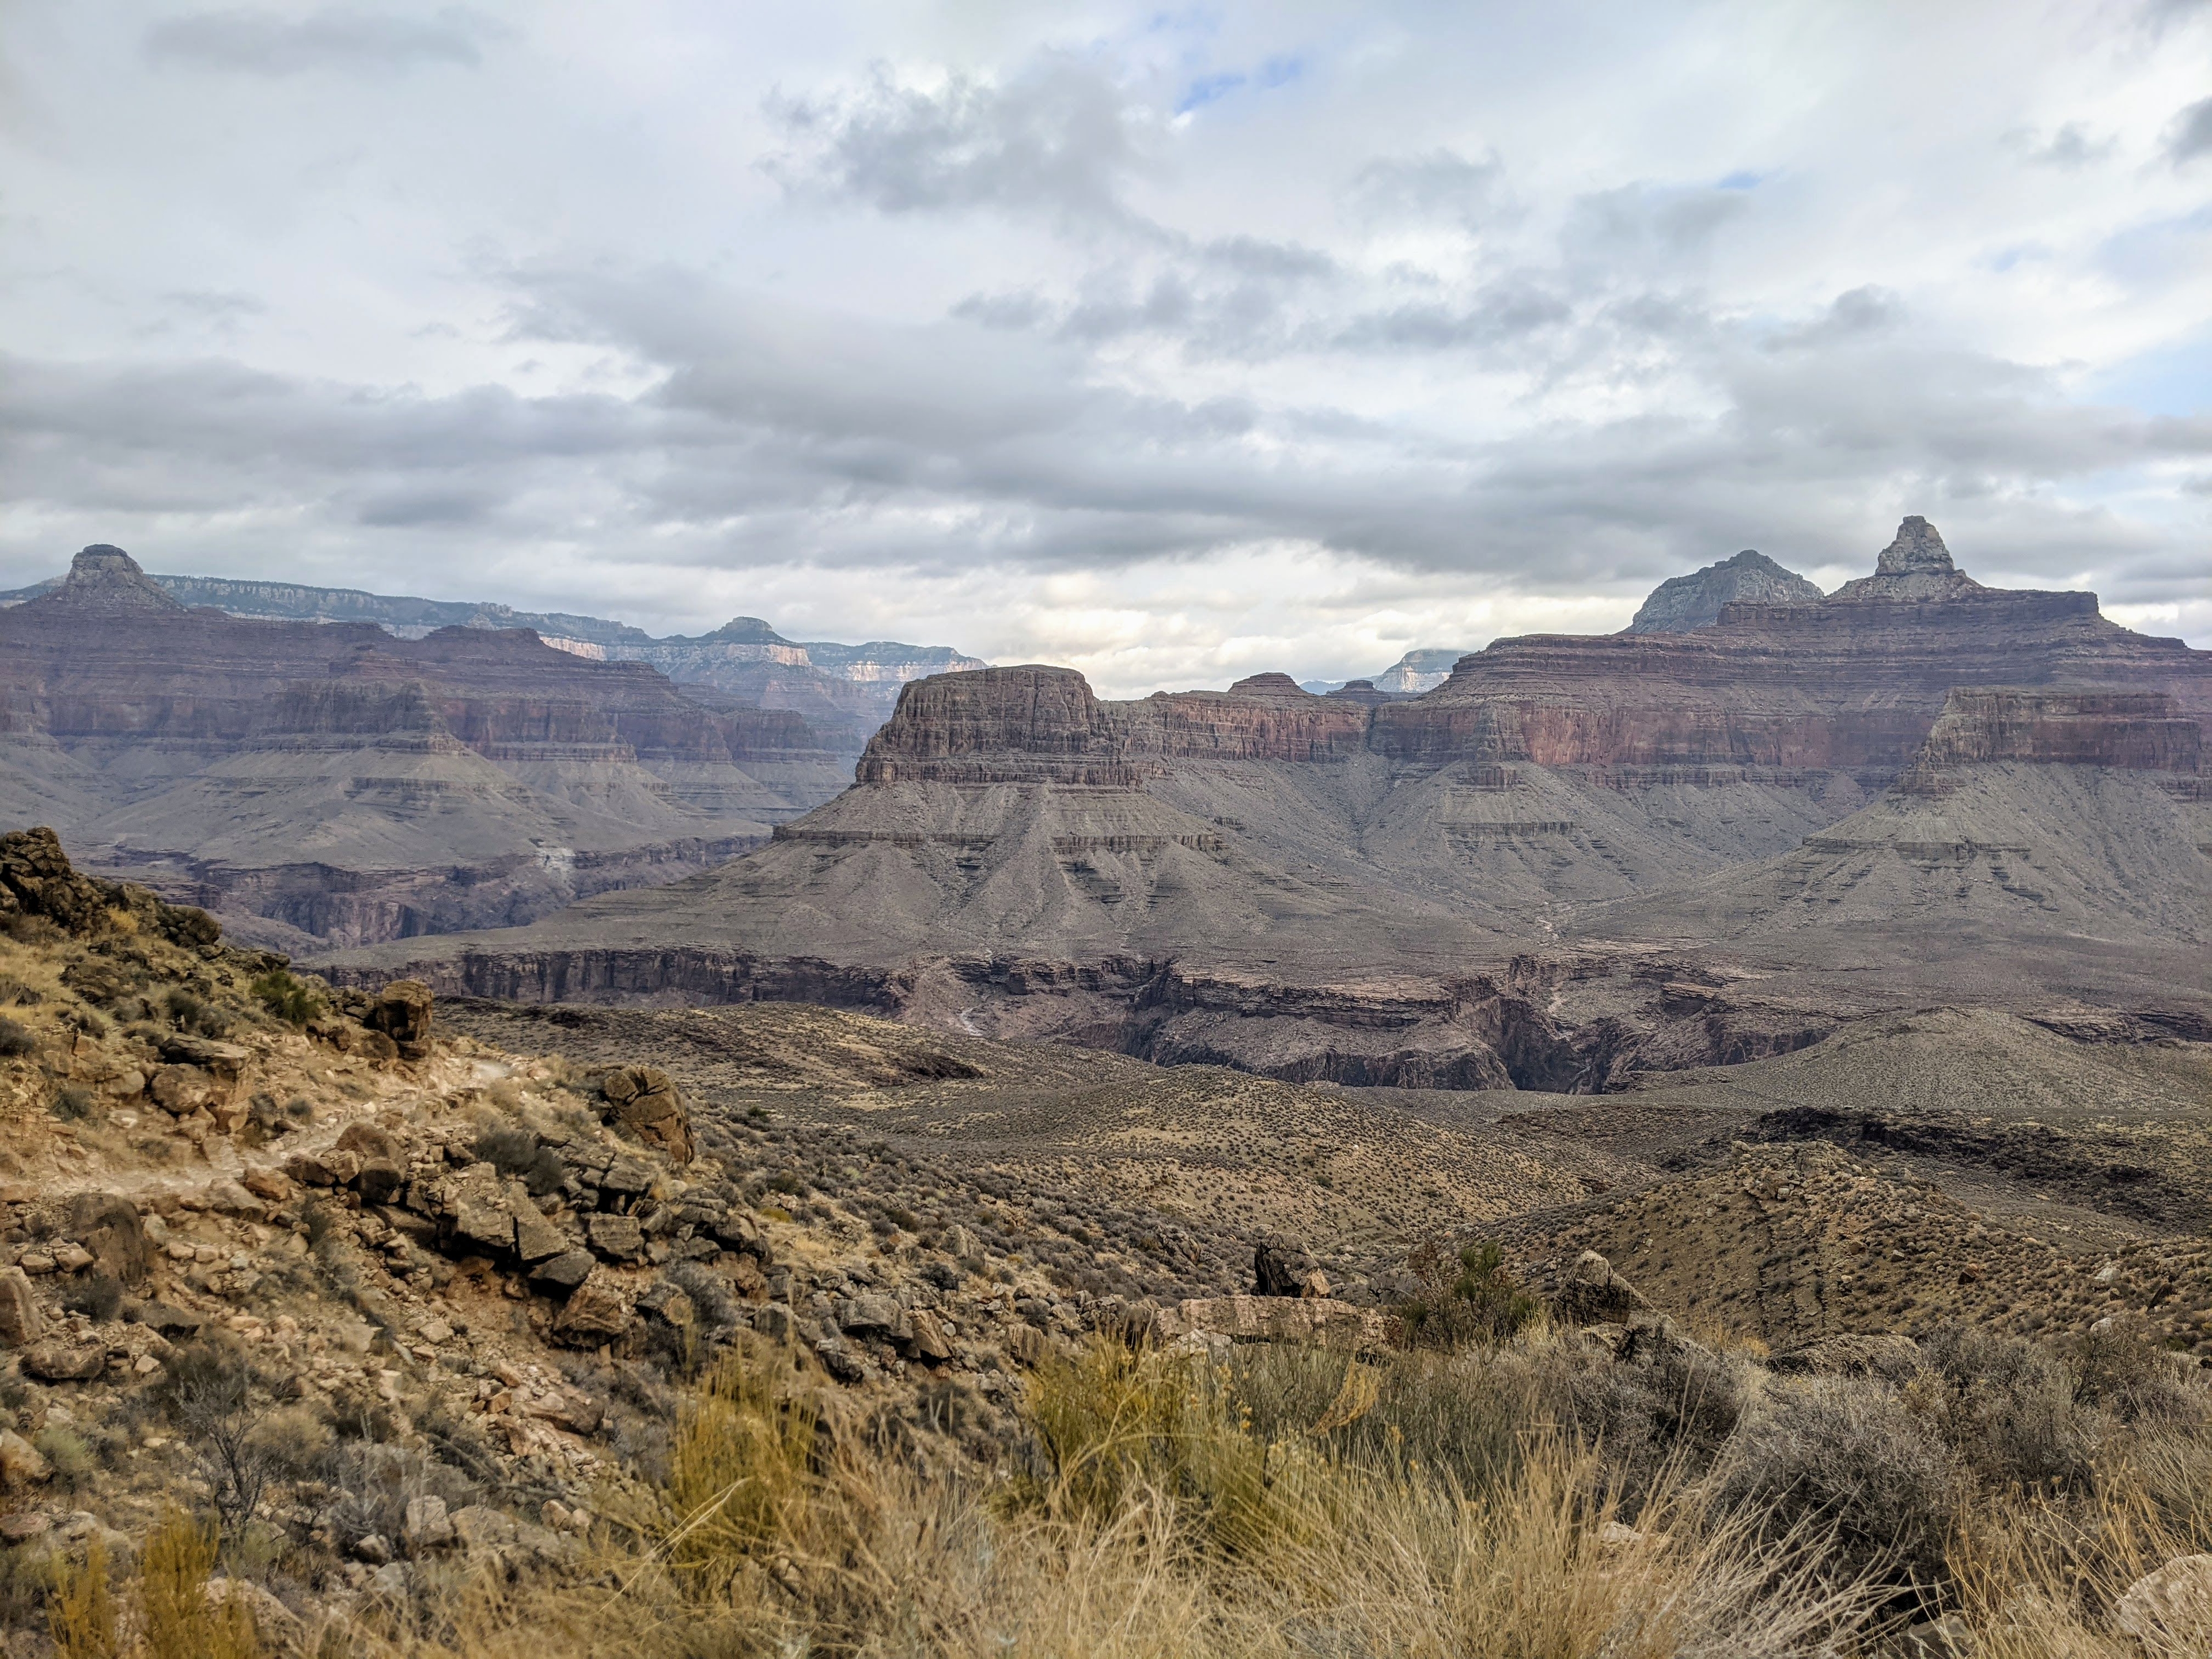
[2083,333,2212,418]
[1717,170,1763,190]
[1177,70,1245,113]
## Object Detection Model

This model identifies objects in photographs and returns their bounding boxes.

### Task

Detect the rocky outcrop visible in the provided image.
[1829,515,1985,603]
[1626,550,1822,633]
[1912,688,2200,771]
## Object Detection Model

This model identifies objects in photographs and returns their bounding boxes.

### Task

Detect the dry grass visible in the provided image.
[41,1325,2212,1659]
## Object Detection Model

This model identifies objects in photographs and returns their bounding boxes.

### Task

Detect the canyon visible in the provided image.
[328,518,2212,1092]
[0,547,854,951]
[2,569,988,748]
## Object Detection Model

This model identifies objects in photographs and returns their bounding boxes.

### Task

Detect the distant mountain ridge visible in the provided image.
[0,571,988,743]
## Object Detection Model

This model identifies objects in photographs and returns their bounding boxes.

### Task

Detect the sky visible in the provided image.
[1,2,2209,695]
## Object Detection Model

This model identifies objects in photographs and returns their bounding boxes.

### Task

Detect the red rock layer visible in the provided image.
[1915,689,2202,771]
[860,584,2209,784]
[0,577,834,769]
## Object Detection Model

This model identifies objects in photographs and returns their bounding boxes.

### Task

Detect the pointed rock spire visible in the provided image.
[1830,517,1985,602]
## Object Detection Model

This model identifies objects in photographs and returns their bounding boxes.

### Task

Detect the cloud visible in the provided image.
[1766,286,1904,351]
[2169,96,2212,163]
[762,55,1157,225]
[1351,149,1505,226]
[144,7,499,75]
[5,7,2209,677]
[2014,122,2114,168]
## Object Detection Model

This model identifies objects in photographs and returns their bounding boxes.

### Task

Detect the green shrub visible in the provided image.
[248,969,322,1028]
[1396,1240,1539,1350]
[34,1428,98,1489]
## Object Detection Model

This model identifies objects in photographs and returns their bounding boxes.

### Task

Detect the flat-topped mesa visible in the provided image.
[1626,550,1822,633]
[856,664,1371,784]
[26,545,189,616]
[1913,688,2203,772]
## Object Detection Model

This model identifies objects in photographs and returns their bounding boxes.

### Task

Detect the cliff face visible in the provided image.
[0,547,853,946]
[858,537,2206,782]
[1914,688,2202,771]
[856,668,1371,783]
[331,518,2211,1064]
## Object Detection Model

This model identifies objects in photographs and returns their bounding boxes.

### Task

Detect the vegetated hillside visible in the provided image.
[0,548,853,951]
[0,830,2206,1655]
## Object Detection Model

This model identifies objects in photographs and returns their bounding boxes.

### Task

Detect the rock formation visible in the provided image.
[0,547,855,949]
[0,570,989,747]
[1624,548,1822,633]
[327,518,2210,1085]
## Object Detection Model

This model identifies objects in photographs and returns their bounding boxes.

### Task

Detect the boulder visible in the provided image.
[22,1339,107,1382]
[840,1292,908,1340]
[0,1268,44,1347]
[1152,1296,1391,1355]
[599,1065,694,1163]
[2112,1554,2212,1652]
[1551,1251,1649,1326]
[354,1158,405,1206]
[530,1249,597,1292]
[402,1495,454,1553]
[512,1210,569,1263]
[0,1429,51,1489]
[365,980,434,1059]
[149,1066,213,1115]
[586,1213,644,1260]
[449,1194,516,1257]
[240,1166,294,1205]
[1253,1234,1325,1298]
[157,1035,250,1080]
[907,1309,954,1363]
[551,1272,632,1347]
[335,1122,399,1162]
[0,828,111,934]
[66,1191,149,1287]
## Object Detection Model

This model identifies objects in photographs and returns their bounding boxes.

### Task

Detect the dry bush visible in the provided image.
[139,1510,261,1659]
[1714,1372,1965,1598]
[47,1534,117,1659]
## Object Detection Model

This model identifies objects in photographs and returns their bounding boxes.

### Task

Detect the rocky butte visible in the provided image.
[331,518,2210,1091]
[0,546,852,950]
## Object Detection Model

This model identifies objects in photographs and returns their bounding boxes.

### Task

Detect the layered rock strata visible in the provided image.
[329,520,2212,1077]
[0,548,850,946]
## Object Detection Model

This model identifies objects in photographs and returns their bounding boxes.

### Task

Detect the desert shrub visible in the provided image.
[1916,1321,2094,1489]
[1717,1373,1964,1597]
[0,1015,37,1056]
[60,1271,123,1323]
[139,1510,260,1659]
[34,1427,98,1489]
[160,986,233,1038]
[474,1124,566,1196]
[157,1336,278,1540]
[50,1083,97,1122]
[248,969,322,1028]
[46,1533,117,1659]
[1,912,62,944]
[1396,1240,1540,1351]
[1225,1340,1543,1498]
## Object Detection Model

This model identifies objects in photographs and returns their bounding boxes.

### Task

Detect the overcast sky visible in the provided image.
[2,2,2209,692]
